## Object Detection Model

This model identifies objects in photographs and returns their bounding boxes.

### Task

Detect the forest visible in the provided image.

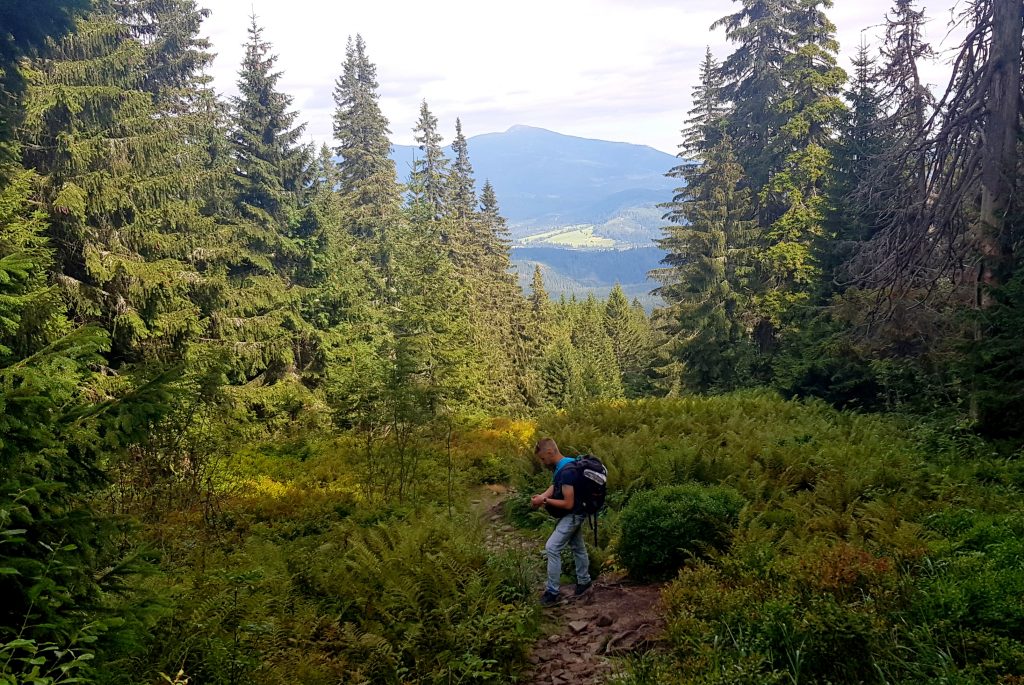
[0,0,1021,683]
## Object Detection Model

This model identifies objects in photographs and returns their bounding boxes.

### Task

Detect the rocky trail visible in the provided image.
[474,485,666,684]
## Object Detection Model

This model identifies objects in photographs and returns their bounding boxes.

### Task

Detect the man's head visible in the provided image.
[534,437,563,469]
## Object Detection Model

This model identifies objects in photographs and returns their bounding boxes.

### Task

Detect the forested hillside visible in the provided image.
[391,125,678,238]
[1,0,1022,683]
[651,0,1024,427]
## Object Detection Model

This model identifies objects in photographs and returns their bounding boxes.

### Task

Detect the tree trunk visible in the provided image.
[970,0,1022,422]
[973,0,1023,308]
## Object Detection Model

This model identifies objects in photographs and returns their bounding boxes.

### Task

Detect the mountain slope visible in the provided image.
[389,125,677,305]
[391,125,680,241]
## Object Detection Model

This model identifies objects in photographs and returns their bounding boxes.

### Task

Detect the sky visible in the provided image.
[196,0,965,155]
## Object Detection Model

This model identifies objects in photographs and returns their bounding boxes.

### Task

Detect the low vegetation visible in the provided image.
[535,394,1024,684]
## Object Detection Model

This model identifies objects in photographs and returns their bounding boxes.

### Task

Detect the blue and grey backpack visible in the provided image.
[567,454,608,544]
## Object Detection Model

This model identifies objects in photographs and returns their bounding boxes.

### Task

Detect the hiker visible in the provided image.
[530,437,592,606]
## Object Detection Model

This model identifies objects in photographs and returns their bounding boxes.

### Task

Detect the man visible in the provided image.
[530,437,592,606]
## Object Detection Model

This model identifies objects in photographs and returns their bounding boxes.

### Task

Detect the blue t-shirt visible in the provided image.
[547,457,581,516]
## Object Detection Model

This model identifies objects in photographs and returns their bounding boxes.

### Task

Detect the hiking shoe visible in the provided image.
[539,590,561,607]
[574,581,593,597]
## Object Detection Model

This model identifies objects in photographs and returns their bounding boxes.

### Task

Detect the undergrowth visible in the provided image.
[516,391,1024,684]
[90,419,540,684]
[65,393,1024,684]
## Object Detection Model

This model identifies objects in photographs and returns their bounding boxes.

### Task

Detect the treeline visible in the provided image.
[0,0,654,678]
[652,0,1024,436]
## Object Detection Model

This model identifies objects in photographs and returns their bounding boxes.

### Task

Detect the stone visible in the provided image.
[568,620,589,634]
[604,629,652,656]
[548,634,561,643]
[596,613,615,627]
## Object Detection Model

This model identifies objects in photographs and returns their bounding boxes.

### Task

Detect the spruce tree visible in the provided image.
[754,0,846,329]
[715,0,847,347]
[604,284,655,397]
[229,15,310,231]
[0,0,89,170]
[469,178,529,409]
[325,35,407,443]
[408,100,449,222]
[295,145,375,382]
[204,15,316,388]
[0,167,111,670]
[477,181,517,292]
[862,0,934,238]
[517,265,553,405]
[829,41,887,257]
[654,49,755,390]
[565,295,623,401]
[878,0,933,142]
[712,0,794,199]
[19,2,212,364]
[332,35,401,223]
[449,119,477,221]
[529,265,553,340]
[540,337,586,407]
[135,0,214,112]
[448,121,481,275]
[330,33,402,324]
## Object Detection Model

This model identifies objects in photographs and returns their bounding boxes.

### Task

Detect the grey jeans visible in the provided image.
[544,513,591,593]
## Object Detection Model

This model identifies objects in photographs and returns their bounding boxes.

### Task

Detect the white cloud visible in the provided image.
[198,0,964,154]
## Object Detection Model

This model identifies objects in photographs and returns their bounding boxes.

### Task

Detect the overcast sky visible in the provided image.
[196,0,964,155]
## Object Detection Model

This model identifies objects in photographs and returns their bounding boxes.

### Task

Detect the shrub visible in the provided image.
[617,484,745,580]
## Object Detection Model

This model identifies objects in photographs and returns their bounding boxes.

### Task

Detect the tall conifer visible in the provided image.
[229,16,309,230]
[713,0,794,199]
[408,100,449,222]
[20,3,212,363]
[753,0,846,330]
[829,42,887,257]
[715,0,847,347]
[449,119,477,221]
[332,35,400,220]
[654,49,755,390]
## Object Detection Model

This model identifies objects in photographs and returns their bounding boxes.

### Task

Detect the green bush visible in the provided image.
[617,484,745,580]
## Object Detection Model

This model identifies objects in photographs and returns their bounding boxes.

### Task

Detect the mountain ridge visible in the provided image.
[389,124,681,242]
[386,125,677,305]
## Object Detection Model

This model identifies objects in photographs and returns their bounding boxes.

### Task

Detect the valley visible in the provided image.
[392,125,679,303]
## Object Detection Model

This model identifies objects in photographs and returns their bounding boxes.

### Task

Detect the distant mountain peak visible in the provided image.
[389,125,679,236]
[504,124,551,134]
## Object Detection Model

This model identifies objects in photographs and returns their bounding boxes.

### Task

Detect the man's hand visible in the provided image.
[530,494,545,509]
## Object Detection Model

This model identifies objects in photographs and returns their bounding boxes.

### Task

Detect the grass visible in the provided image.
[518,224,618,248]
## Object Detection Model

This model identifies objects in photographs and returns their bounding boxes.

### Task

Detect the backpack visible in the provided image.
[568,454,607,544]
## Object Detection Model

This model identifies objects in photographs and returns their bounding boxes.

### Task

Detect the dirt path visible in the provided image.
[473,486,667,685]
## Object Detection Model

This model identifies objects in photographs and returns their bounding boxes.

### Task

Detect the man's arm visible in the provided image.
[543,484,574,511]
[530,485,555,509]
